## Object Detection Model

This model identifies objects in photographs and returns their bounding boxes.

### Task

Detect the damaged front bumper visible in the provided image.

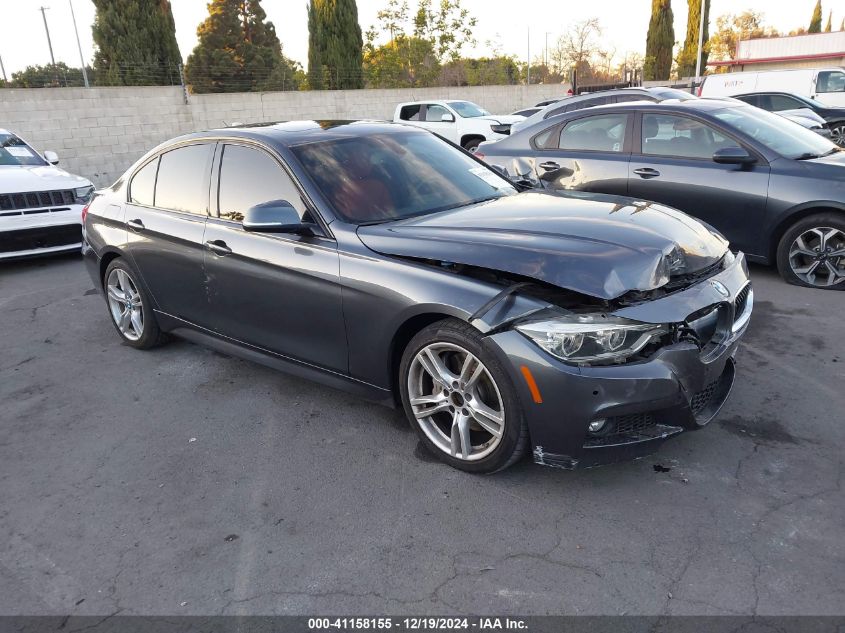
[487,252,753,469]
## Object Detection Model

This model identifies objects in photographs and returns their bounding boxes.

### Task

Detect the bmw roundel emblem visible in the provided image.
[710,280,730,298]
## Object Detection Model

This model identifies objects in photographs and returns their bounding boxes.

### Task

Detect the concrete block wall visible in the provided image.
[1,83,568,187]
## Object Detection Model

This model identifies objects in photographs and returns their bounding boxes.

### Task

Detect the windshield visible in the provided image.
[0,133,47,166]
[292,131,517,224]
[712,106,837,159]
[447,101,490,118]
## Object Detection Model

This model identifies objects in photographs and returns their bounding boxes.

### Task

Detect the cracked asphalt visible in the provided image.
[1,254,843,616]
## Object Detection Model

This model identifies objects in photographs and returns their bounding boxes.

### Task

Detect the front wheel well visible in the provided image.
[389,313,456,405]
[460,134,486,148]
[770,207,845,262]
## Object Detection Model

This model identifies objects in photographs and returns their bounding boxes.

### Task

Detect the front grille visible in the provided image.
[0,189,75,211]
[690,378,719,415]
[0,224,82,253]
[733,283,751,324]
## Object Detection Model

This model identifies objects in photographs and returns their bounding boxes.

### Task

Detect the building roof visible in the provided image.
[708,31,845,67]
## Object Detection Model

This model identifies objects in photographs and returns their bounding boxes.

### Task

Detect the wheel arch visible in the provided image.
[98,248,125,287]
[388,311,467,405]
[460,133,486,149]
[769,202,845,262]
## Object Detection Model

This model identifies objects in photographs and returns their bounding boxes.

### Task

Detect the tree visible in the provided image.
[708,11,779,66]
[808,0,822,33]
[824,10,832,32]
[644,0,674,81]
[412,0,477,63]
[677,0,710,78]
[307,0,364,90]
[92,0,182,86]
[186,0,300,93]
[363,35,439,87]
[10,63,93,88]
[549,19,606,82]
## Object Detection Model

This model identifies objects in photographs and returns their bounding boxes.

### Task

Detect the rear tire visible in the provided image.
[103,258,167,348]
[776,213,845,289]
[829,122,845,147]
[399,318,528,473]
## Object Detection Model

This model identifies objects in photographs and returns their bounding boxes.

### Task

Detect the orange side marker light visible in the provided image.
[519,365,543,404]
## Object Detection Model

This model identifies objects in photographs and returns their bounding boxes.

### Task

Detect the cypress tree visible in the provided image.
[808,0,822,33]
[186,0,300,93]
[644,0,675,81]
[824,10,832,32]
[92,0,182,86]
[307,0,364,90]
[677,0,709,78]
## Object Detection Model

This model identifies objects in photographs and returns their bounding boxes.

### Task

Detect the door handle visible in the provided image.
[539,161,561,171]
[633,167,661,179]
[205,240,232,256]
[127,218,145,231]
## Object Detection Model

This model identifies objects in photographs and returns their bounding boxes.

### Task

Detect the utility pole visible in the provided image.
[68,0,89,87]
[526,27,530,85]
[39,6,56,66]
[0,53,7,83]
[694,1,706,86]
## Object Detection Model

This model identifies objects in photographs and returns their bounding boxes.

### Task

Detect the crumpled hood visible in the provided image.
[357,191,729,300]
[0,165,91,194]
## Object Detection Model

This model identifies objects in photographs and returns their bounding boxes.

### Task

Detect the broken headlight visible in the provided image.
[515,315,669,364]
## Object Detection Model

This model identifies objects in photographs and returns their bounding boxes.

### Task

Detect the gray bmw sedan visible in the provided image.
[82,121,752,473]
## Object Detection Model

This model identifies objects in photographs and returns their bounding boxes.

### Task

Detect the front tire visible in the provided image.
[462,137,483,153]
[103,258,167,348]
[829,122,845,147]
[776,213,845,289]
[399,319,528,473]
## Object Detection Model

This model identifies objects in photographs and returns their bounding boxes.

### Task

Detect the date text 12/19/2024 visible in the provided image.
[308,618,528,630]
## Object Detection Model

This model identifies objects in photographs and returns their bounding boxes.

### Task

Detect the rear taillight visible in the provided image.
[81,203,90,223]
[696,86,702,96]
[475,152,485,159]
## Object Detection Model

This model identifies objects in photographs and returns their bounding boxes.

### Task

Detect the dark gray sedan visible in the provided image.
[478,100,845,289]
[83,121,751,473]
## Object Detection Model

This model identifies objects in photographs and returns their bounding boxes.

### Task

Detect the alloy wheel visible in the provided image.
[788,227,845,287]
[830,124,845,147]
[408,342,505,461]
[106,268,144,341]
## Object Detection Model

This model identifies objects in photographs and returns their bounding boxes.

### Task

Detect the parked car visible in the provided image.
[477,100,845,289]
[511,107,542,118]
[699,68,845,107]
[511,87,696,134]
[393,100,524,151]
[82,120,752,473]
[1,129,94,261]
[732,92,845,146]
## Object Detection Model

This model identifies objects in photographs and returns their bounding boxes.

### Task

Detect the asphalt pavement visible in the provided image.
[1,254,843,616]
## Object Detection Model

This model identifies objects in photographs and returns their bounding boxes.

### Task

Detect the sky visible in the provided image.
[0,0,838,78]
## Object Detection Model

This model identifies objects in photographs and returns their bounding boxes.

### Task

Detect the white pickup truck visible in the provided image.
[392,100,525,152]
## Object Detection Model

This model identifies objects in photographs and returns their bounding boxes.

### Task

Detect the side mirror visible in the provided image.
[43,150,59,165]
[441,112,455,123]
[242,200,313,234]
[712,147,756,165]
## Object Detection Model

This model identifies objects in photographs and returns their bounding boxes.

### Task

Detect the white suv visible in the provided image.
[392,100,524,152]
[1,129,93,260]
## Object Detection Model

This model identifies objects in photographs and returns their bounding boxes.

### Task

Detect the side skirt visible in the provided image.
[155,310,395,407]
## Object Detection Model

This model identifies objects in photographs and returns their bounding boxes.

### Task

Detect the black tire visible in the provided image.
[462,137,483,153]
[828,121,845,147]
[103,258,167,348]
[776,213,845,290]
[398,318,529,473]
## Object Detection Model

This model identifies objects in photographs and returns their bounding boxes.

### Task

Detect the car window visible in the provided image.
[154,144,213,215]
[399,105,422,121]
[713,106,836,159]
[817,70,845,93]
[447,101,490,118]
[425,105,451,122]
[129,157,158,206]
[615,93,652,103]
[218,144,307,222]
[736,95,759,107]
[767,95,804,111]
[641,114,735,159]
[0,132,47,166]
[555,114,627,152]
